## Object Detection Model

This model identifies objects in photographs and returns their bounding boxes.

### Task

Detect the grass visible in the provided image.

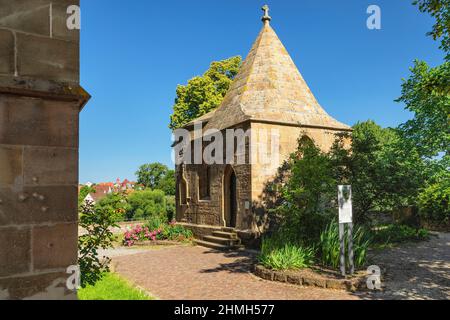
[259,236,315,270]
[78,273,153,300]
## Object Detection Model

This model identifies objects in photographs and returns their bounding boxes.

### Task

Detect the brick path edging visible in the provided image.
[254,265,367,291]
[132,240,192,247]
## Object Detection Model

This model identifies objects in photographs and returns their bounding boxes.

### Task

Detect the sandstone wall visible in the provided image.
[175,123,253,231]
[0,0,87,299]
[250,121,350,232]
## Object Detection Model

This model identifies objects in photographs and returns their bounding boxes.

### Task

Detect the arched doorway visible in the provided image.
[223,165,238,228]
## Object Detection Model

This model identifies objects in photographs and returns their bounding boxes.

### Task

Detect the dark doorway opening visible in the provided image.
[224,165,237,228]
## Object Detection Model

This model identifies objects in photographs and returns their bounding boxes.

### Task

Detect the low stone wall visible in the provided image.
[254,265,367,291]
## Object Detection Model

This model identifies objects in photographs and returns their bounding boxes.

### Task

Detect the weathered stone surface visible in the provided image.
[254,265,273,281]
[286,273,303,285]
[0,1,50,36]
[0,0,84,301]
[0,145,23,186]
[326,279,344,290]
[32,223,78,270]
[0,227,30,277]
[273,271,287,283]
[23,146,77,185]
[0,29,15,75]
[16,33,79,82]
[302,276,327,288]
[0,186,78,226]
[51,2,80,42]
[0,272,76,300]
[0,96,79,147]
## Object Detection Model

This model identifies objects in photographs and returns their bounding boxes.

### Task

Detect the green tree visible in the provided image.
[413,0,450,59]
[136,163,169,189]
[169,56,242,129]
[157,169,176,195]
[418,169,450,224]
[396,61,449,159]
[330,121,426,223]
[275,137,336,244]
[126,189,167,221]
[96,192,128,222]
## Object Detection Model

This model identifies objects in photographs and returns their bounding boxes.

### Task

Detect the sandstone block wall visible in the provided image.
[0,0,87,299]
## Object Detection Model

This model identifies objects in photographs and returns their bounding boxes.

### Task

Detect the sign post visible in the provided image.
[338,185,354,276]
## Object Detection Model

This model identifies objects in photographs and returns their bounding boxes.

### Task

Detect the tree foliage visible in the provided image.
[169,56,242,129]
[135,162,172,191]
[396,60,450,159]
[418,169,450,224]
[330,121,426,223]
[96,192,128,221]
[157,169,176,196]
[125,189,167,221]
[275,138,336,244]
[413,0,450,59]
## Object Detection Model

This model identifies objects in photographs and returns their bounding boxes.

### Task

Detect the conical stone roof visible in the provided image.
[204,20,351,132]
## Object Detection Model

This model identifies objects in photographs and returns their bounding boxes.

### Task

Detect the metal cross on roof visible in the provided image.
[261,5,272,24]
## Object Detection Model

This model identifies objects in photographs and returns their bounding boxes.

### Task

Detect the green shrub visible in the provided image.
[273,138,336,245]
[79,201,119,287]
[318,221,371,269]
[123,220,193,246]
[418,177,449,225]
[126,189,166,220]
[373,224,430,244]
[95,192,128,222]
[165,195,176,221]
[145,215,167,231]
[162,222,193,241]
[259,236,315,270]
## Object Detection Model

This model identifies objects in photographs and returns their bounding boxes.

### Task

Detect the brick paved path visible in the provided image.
[112,245,359,300]
[111,232,449,300]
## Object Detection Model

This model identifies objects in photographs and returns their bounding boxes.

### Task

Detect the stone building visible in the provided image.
[0,1,88,299]
[175,7,351,247]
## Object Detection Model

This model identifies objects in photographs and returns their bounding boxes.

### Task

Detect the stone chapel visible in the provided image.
[175,6,351,248]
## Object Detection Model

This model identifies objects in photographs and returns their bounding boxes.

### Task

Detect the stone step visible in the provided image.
[203,235,240,246]
[212,231,238,239]
[222,227,236,233]
[194,239,232,251]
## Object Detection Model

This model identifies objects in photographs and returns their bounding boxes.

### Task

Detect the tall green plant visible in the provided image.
[318,221,371,269]
[79,201,119,287]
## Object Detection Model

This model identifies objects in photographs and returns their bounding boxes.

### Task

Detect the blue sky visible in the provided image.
[79,0,444,183]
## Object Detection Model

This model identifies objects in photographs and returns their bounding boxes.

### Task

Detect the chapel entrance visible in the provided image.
[224,166,237,228]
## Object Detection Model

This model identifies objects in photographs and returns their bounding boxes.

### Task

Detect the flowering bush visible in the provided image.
[123,225,163,247]
[122,220,193,246]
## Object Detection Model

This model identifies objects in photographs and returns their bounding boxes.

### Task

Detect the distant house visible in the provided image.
[114,178,136,191]
[81,178,138,204]
[83,184,113,205]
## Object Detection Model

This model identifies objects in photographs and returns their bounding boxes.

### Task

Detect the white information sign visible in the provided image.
[338,185,353,224]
